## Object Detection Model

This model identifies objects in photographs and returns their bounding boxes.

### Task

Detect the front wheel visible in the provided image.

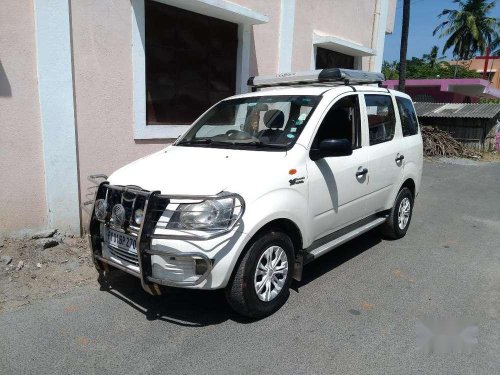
[380,187,414,239]
[225,230,294,318]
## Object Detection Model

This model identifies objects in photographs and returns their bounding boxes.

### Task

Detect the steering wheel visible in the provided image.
[226,129,246,137]
[225,129,257,141]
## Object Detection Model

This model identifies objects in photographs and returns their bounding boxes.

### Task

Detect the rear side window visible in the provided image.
[396,97,419,136]
[364,95,396,145]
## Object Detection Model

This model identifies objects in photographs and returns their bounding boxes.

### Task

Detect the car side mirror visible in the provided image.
[310,138,353,160]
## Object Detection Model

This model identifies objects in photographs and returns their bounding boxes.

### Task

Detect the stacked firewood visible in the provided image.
[421,126,481,158]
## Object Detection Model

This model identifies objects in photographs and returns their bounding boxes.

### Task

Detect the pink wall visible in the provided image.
[0,0,47,235]
[292,0,379,71]
[70,0,168,223]
[230,0,281,76]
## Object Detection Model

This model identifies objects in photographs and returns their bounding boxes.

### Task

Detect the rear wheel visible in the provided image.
[380,187,414,239]
[225,230,294,318]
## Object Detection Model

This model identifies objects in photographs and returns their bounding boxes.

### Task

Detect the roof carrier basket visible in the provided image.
[247,68,385,90]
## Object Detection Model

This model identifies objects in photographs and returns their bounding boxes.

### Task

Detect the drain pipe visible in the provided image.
[369,0,389,72]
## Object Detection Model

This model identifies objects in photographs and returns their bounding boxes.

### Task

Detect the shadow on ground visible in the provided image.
[99,229,383,327]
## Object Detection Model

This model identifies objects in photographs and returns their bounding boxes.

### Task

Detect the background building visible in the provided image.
[383,78,500,103]
[0,0,396,236]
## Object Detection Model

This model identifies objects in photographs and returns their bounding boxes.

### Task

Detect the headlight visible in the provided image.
[168,198,235,230]
[133,209,144,225]
[94,199,108,220]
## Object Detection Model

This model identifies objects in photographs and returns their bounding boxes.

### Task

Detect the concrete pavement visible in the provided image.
[1,160,499,374]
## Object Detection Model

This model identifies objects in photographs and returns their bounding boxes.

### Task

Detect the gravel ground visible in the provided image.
[0,233,95,312]
[0,159,499,374]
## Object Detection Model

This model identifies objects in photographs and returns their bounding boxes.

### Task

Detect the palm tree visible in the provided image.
[423,46,446,68]
[399,0,411,92]
[433,0,499,60]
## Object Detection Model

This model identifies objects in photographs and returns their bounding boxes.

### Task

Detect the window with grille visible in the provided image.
[315,47,355,70]
[145,1,238,125]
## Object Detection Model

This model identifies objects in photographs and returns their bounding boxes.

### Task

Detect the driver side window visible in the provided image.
[314,95,361,149]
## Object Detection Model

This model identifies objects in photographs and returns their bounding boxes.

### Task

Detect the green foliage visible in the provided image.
[433,0,499,60]
[382,60,399,80]
[382,58,482,80]
[406,58,482,79]
[479,97,500,103]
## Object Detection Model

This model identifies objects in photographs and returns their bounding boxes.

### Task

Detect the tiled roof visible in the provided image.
[414,102,500,119]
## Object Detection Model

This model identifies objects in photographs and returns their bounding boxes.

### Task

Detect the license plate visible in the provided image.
[104,228,137,254]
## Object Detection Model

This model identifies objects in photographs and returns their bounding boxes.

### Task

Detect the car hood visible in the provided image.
[108,145,287,196]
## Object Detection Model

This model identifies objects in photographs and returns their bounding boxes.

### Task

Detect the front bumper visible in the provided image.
[88,182,244,295]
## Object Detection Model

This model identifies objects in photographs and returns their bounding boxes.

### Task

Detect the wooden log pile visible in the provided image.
[421,126,481,158]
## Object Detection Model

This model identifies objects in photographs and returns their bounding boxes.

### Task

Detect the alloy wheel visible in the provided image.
[254,246,289,302]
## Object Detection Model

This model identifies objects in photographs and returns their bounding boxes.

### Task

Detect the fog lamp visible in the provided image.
[94,199,108,220]
[133,209,144,226]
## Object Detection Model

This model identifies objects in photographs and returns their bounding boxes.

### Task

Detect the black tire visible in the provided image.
[380,187,414,239]
[225,230,294,318]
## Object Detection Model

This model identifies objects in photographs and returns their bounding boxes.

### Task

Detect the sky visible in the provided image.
[383,0,500,62]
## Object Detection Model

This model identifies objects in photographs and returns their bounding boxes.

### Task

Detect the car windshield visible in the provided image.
[177,95,321,150]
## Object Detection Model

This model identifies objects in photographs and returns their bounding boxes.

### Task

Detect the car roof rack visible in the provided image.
[247,68,385,90]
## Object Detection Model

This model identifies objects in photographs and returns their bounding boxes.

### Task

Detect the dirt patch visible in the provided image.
[0,233,98,313]
[480,151,500,162]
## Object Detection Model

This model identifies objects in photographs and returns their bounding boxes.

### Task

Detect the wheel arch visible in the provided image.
[401,177,416,198]
[225,218,303,286]
[252,218,304,254]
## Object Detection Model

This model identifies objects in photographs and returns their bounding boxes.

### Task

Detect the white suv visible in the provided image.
[88,69,423,318]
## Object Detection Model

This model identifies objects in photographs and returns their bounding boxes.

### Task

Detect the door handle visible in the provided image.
[395,154,405,163]
[356,167,368,177]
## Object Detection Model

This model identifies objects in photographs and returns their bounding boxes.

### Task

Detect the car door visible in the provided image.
[359,93,404,214]
[306,93,373,240]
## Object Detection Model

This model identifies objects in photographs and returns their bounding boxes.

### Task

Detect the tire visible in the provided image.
[380,187,414,239]
[225,230,294,318]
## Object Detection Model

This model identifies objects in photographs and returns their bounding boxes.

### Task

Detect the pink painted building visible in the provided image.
[383,79,500,103]
[0,0,397,236]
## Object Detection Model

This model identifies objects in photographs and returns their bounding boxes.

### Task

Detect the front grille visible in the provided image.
[96,185,169,231]
[104,185,147,228]
[108,244,139,266]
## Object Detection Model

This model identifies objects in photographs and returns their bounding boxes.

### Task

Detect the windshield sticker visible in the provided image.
[296,120,303,126]
[290,127,297,133]
[298,113,308,121]
[287,134,295,139]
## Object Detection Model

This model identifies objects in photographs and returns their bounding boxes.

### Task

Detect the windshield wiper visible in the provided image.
[177,138,213,145]
[245,141,287,149]
[177,138,287,150]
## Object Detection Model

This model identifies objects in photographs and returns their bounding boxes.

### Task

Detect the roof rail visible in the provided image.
[247,68,385,89]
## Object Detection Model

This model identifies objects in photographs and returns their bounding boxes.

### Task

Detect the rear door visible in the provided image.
[394,95,424,193]
[359,93,404,214]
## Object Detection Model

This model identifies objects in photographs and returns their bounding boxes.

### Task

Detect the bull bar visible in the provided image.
[87,181,245,295]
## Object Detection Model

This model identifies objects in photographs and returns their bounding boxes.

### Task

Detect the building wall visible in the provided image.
[229,0,281,76]
[386,0,397,34]
[467,59,499,89]
[0,0,47,235]
[292,0,382,71]
[70,0,168,224]
[449,59,500,89]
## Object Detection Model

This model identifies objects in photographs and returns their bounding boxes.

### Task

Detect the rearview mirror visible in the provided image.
[310,138,352,160]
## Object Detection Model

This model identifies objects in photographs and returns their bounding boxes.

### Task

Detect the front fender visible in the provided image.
[212,187,309,288]
[240,188,310,244]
